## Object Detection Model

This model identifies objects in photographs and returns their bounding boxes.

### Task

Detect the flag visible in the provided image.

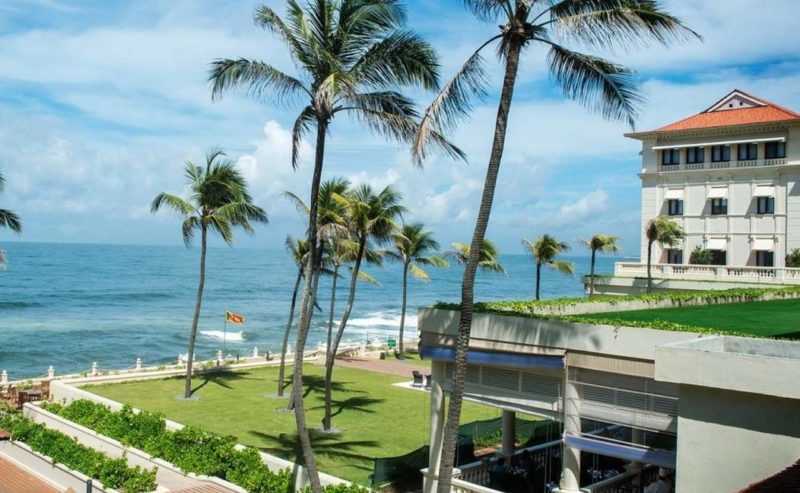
[225,311,245,324]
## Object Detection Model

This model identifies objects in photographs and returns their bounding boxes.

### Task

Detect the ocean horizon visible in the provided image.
[0,241,624,380]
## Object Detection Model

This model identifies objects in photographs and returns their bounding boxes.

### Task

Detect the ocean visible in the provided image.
[0,242,621,380]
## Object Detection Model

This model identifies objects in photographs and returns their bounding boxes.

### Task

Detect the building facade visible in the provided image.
[627,90,800,269]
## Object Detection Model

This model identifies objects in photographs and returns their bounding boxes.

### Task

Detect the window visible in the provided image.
[711,145,730,162]
[667,199,683,216]
[710,250,727,266]
[756,251,774,267]
[711,198,728,215]
[765,141,786,159]
[662,148,680,165]
[737,143,757,160]
[686,147,705,164]
[667,249,683,265]
[757,196,775,214]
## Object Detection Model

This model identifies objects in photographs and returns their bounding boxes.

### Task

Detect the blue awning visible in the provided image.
[564,433,676,469]
[420,345,564,370]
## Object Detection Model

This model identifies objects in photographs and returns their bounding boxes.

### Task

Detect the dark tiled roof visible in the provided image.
[738,459,800,492]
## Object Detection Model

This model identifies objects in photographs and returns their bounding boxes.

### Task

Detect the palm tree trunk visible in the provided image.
[535,261,541,301]
[589,249,597,296]
[184,225,207,399]
[291,120,327,493]
[437,38,523,493]
[277,268,303,396]
[323,237,366,431]
[397,262,409,359]
[320,263,340,430]
[326,264,340,356]
[647,240,653,294]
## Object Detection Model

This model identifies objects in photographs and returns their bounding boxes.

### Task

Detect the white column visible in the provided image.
[178,354,184,366]
[424,360,446,493]
[625,428,646,473]
[47,366,55,379]
[501,409,516,465]
[560,368,581,493]
[1,370,7,385]
[253,347,259,358]
[217,350,223,365]
[91,362,99,376]
[135,358,142,371]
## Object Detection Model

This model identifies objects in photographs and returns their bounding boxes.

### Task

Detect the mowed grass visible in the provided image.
[581,298,800,338]
[86,364,498,485]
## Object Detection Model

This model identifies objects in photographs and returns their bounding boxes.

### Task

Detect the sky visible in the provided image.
[0,0,799,256]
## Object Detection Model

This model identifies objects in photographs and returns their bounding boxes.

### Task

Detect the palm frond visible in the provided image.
[292,105,316,169]
[545,43,642,128]
[151,193,195,216]
[547,260,576,275]
[348,30,439,91]
[0,209,22,234]
[209,58,308,104]
[460,0,513,22]
[283,191,310,215]
[356,269,380,285]
[0,249,6,271]
[409,263,431,281]
[208,215,234,245]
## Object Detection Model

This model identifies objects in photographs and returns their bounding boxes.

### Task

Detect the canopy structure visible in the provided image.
[706,238,727,250]
[753,184,775,197]
[752,238,775,251]
[665,188,684,200]
[708,187,728,199]
[651,136,784,150]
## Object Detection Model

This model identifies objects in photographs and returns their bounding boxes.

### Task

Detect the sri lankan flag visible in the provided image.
[225,311,245,324]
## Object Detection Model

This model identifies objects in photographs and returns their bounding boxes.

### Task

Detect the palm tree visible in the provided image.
[447,239,505,274]
[410,2,699,489]
[584,234,622,296]
[208,4,455,485]
[523,235,574,301]
[385,223,448,359]
[151,149,267,399]
[322,184,405,431]
[645,216,685,293]
[0,172,22,270]
[276,235,310,397]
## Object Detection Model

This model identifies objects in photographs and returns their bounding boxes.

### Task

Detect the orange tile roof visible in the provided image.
[657,105,800,132]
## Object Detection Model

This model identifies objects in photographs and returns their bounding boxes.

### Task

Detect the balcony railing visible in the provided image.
[614,262,800,284]
[655,157,787,173]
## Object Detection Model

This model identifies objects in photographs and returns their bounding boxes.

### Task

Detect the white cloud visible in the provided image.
[556,189,609,224]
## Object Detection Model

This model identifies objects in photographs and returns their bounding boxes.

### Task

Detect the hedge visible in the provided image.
[0,411,157,492]
[42,400,367,493]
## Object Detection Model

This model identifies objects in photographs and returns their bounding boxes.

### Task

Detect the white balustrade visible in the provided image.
[91,362,99,376]
[614,262,800,285]
[1,370,7,385]
[135,357,142,371]
[47,366,55,379]
[253,347,259,358]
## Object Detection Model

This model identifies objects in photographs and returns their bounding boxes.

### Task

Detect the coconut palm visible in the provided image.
[385,223,448,359]
[0,172,22,270]
[208,3,455,484]
[645,216,685,293]
[322,184,405,431]
[584,234,622,296]
[411,2,699,489]
[151,149,267,399]
[523,235,574,301]
[276,235,310,397]
[447,239,505,274]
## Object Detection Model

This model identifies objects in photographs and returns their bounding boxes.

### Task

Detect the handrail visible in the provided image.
[614,262,800,285]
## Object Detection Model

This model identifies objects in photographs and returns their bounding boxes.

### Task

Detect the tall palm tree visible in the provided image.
[0,172,22,270]
[208,4,455,484]
[447,239,505,274]
[276,235,310,397]
[385,223,448,359]
[584,234,621,296]
[523,235,574,301]
[410,2,699,490]
[322,184,405,431]
[151,149,267,399]
[645,216,685,293]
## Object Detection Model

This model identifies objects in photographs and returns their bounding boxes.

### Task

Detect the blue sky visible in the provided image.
[1,0,799,257]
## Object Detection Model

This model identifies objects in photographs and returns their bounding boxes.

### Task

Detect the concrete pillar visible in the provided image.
[178,354,184,366]
[287,344,292,355]
[91,362,99,376]
[424,360,446,493]
[561,368,581,492]
[253,347,259,358]
[501,409,516,465]
[47,366,55,379]
[1,370,7,385]
[135,358,142,371]
[625,428,646,473]
[217,350,223,365]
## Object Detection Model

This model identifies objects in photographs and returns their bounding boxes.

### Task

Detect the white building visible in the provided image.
[598,90,800,293]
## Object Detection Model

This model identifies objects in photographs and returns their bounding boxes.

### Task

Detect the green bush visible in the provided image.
[0,412,156,492]
[689,245,714,265]
[42,400,294,493]
[786,248,800,268]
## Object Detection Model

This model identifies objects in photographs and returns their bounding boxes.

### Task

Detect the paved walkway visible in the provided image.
[0,457,59,493]
[319,356,429,378]
[174,485,241,493]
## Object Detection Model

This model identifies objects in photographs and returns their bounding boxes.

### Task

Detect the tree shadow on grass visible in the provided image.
[191,370,255,394]
[250,430,379,472]
[299,375,364,398]
[308,396,385,418]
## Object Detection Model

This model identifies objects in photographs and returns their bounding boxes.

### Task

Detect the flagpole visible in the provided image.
[223,310,227,357]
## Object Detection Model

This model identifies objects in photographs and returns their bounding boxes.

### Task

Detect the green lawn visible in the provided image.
[581,298,800,338]
[86,364,498,485]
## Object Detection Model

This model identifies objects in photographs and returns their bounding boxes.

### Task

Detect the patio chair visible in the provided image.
[412,370,423,387]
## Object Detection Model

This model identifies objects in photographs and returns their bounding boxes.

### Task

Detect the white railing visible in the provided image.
[581,466,662,493]
[653,157,787,173]
[572,381,678,418]
[614,262,800,285]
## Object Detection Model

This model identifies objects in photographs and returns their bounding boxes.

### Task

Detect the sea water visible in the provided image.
[0,242,620,379]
